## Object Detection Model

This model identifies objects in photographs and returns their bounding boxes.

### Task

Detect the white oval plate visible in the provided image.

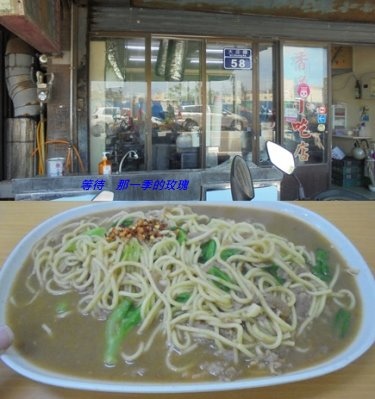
[0,202,374,393]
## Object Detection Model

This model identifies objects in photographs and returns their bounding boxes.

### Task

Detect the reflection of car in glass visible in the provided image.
[177,105,248,131]
[151,116,164,126]
[91,107,121,125]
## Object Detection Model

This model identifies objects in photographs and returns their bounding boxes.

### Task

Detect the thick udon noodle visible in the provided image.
[29,205,356,375]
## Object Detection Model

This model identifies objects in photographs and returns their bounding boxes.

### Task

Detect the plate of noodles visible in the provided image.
[0,201,374,393]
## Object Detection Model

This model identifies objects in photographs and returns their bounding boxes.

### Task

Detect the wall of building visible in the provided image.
[45,3,89,173]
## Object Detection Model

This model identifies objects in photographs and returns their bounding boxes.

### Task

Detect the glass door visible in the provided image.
[151,38,202,170]
[89,37,147,173]
[280,43,330,199]
[282,44,329,164]
[205,41,253,167]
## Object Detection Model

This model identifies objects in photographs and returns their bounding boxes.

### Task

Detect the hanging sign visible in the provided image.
[223,48,252,70]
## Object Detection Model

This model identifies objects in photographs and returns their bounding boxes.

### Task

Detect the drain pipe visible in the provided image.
[4,37,39,178]
[5,37,39,117]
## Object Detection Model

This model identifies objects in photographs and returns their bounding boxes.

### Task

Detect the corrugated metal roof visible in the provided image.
[88,1,375,44]
[85,0,375,23]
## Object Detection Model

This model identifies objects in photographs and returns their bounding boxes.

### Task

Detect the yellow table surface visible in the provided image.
[0,201,374,399]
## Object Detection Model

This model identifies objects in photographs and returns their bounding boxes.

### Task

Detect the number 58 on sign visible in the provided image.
[223,48,252,70]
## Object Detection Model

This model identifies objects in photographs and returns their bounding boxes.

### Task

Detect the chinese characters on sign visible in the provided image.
[286,47,327,164]
[81,179,190,191]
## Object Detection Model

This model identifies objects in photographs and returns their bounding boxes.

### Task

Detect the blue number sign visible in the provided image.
[223,48,252,70]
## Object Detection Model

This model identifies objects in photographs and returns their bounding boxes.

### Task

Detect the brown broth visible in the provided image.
[6,205,362,382]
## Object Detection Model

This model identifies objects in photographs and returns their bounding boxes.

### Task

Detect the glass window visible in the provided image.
[259,44,275,164]
[89,35,277,172]
[205,42,253,167]
[151,38,202,170]
[89,38,146,173]
[282,44,328,164]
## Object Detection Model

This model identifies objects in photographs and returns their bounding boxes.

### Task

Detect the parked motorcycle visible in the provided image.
[265,141,368,200]
[230,142,368,201]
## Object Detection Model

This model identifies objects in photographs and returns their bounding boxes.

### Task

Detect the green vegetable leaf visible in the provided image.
[174,292,191,303]
[176,228,188,244]
[264,264,286,285]
[65,241,77,253]
[199,239,217,263]
[208,266,233,292]
[86,227,106,237]
[66,227,106,252]
[119,218,133,228]
[104,299,141,366]
[121,238,142,261]
[220,248,241,261]
[55,301,69,314]
[312,249,331,282]
[334,308,351,338]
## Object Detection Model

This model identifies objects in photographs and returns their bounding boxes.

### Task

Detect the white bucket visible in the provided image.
[47,157,65,177]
